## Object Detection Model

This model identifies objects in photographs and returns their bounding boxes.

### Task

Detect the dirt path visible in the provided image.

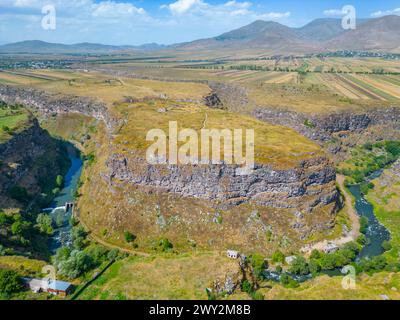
[79,217,150,257]
[301,175,360,254]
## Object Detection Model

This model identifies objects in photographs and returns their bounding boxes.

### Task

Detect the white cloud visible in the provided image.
[323,8,345,16]
[92,1,146,18]
[371,7,400,17]
[260,11,291,19]
[0,0,293,45]
[166,0,204,15]
[162,0,290,21]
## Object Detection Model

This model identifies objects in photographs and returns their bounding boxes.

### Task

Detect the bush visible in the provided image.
[56,175,64,188]
[280,274,299,288]
[308,260,321,276]
[360,216,369,234]
[36,213,54,235]
[310,250,321,260]
[357,234,368,245]
[272,250,285,264]
[8,185,30,203]
[124,231,136,243]
[0,269,23,295]
[382,240,392,252]
[289,256,309,275]
[107,248,121,261]
[249,253,267,278]
[71,226,88,250]
[241,279,252,293]
[250,291,264,300]
[55,249,94,279]
[159,238,173,252]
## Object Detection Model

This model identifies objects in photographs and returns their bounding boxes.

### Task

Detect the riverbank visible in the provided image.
[301,174,360,254]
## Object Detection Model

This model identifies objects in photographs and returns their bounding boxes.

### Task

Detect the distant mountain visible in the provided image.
[178,16,400,54]
[177,20,317,53]
[324,15,400,51]
[296,18,370,42]
[0,40,167,54]
[1,16,399,55]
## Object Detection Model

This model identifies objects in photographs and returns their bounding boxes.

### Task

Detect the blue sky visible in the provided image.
[0,0,399,45]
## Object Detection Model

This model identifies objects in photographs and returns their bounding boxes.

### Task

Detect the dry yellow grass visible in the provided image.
[111,100,324,168]
[77,252,239,300]
[260,273,400,300]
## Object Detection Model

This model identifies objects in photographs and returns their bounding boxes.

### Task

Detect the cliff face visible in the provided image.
[107,154,338,213]
[253,107,400,142]
[0,84,120,130]
[0,116,68,210]
[1,83,341,252]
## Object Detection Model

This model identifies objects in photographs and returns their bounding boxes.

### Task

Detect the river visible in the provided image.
[263,170,391,283]
[46,146,83,254]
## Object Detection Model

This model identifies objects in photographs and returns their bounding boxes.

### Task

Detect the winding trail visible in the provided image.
[79,217,150,257]
[301,174,360,254]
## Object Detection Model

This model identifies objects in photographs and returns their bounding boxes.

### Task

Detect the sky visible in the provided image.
[0,0,399,45]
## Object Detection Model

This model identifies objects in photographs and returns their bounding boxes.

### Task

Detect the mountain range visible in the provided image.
[1,15,399,55]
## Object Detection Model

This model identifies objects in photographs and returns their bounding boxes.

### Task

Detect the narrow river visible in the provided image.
[263,170,391,282]
[47,146,83,254]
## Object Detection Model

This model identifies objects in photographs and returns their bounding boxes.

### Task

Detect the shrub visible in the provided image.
[56,175,64,188]
[272,250,285,264]
[360,216,369,234]
[280,274,299,288]
[249,253,267,278]
[310,249,321,260]
[241,279,252,293]
[36,213,54,235]
[159,238,173,252]
[8,185,30,203]
[124,231,136,243]
[289,256,309,275]
[250,291,264,300]
[382,240,392,252]
[0,269,23,295]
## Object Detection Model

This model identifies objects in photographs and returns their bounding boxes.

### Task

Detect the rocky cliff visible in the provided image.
[107,154,338,213]
[0,84,120,131]
[0,115,69,210]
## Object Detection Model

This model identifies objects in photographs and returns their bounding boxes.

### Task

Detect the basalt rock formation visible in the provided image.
[106,154,338,213]
[0,116,68,210]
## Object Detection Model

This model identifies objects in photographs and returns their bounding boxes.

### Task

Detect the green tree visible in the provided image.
[382,240,392,252]
[249,253,267,278]
[289,256,309,275]
[310,249,321,260]
[124,231,136,243]
[272,250,285,264]
[36,213,54,235]
[71,226,88,250]
[56,250,94,279]
[0,269,23,295]
[280,274,299,288]
[56,175,64,188]
[159,238,173,252]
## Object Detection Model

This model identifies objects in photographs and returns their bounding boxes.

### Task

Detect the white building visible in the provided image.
[227,250,239,259]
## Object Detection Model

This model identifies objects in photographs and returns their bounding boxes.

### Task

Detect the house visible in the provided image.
[24,278,73,297]
[227,250,239,259]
